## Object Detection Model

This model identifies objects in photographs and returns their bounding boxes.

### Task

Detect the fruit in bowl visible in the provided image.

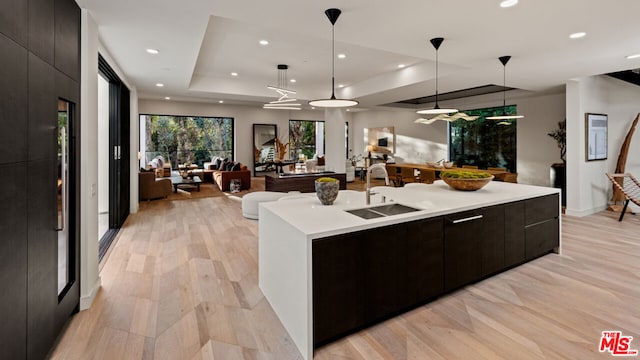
[440,170,493,191]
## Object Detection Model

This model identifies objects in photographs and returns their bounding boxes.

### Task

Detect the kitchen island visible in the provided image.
[258,181,561,360]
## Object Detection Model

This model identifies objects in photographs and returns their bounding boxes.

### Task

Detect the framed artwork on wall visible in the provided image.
[585,113,607,161]
[367,126,395,154]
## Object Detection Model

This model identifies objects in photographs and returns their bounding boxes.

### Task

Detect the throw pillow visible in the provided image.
[219,161,228,171]
[317,155,325,166]
[225,162,235,171]
[215,158,222,169]
[231,162,241,171]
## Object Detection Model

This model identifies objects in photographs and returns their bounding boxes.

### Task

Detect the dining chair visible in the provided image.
[488,167,507,172]
[417,169,436,184]
[462,165,479,169]
[385,164,403,187]
[503,173,518,183]
[400,166,419,185]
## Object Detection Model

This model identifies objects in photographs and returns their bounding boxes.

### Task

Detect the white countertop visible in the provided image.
[260,180,560,239]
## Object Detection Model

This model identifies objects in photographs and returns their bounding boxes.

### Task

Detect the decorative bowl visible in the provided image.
[440,170,494,191]
[315,178,339,205]
[426,162,442,168]
[443,161,455,168]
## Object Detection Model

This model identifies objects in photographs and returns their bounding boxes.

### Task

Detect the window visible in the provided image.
[140,114,234,167]
[289,120,325,160]
[448,105,517,172]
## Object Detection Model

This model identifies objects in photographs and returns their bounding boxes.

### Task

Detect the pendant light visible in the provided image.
[308,8,359,108]
[264,64,301,110]
[416,37,458,115]
[486,56,524,120]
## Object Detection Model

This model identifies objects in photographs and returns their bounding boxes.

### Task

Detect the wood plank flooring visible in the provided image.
[51,180,640,359]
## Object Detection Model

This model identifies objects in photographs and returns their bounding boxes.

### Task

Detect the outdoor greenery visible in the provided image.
[142,115,234,168]
[449,105,517,172]
[289,120,325,160]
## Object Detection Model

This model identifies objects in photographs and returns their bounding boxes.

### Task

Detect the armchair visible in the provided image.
[139,172,172,200]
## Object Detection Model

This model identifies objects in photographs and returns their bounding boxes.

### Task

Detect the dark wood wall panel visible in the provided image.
[0,163,28,359]
[54,0,80,81]
[0,33,29,165]
[28,0,55,64]
[28,54,56,161]
[0,0,81,357]
[27,159,57,360]
[0,0,28,47]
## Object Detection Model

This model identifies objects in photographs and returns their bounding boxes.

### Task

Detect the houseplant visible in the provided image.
[547,120,566,205]
[440,170,493,191]
[315,177,339,205]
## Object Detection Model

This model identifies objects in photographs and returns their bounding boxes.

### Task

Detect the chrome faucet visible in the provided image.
[366,163,390,205]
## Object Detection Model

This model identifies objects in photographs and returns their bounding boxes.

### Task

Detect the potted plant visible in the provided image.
[547,120,566,205]
[315,177,339,205]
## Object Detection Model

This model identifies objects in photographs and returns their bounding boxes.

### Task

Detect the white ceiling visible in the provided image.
[77,0,640,110]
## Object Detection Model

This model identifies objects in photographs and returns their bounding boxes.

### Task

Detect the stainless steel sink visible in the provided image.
[345,203,421,219]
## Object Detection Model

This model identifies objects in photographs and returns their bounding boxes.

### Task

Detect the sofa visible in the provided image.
[204,159,251,191]
[139,171,172,200]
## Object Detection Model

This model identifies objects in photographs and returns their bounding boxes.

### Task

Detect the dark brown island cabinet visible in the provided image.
[312,194,559,347]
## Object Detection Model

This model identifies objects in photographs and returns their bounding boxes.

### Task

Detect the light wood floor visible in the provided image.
[51,180,640,359]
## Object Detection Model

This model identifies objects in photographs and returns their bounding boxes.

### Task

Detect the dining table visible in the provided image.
[387,163,510,181]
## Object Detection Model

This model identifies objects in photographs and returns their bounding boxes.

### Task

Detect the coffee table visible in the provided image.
[170,176,202,192]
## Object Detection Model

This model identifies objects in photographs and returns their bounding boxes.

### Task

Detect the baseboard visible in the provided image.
[79,277,102,311]
[565,204,608,217]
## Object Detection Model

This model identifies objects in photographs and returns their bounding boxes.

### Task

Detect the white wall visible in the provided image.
[80,9,139,310]
[97,75,109,214]
[566,75,640,216]
[138,100,326,168]
[352,91,565,186]
[79,9,101,310]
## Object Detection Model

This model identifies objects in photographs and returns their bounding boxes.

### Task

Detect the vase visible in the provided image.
[315,180,339,205]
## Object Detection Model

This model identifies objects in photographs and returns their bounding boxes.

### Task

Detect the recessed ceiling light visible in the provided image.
[569,32,586,39]
[500,0,518,8]
[398,64,406,68]
[311,107,315,110]
[290,79,296,83]
[230,72,238,76]
[164,96,170,100]
[346,109,351,112]
[337,54,346,59]
[146,48,159,54]
[218,100,224,104]
[626,54,640,60]
[338,84,344,88]
[155,83,164,87]
[259,40,269,45]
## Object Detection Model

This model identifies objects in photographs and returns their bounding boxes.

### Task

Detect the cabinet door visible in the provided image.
[505,201,525,267]
[444,210,482,291]
[360,225,402,322]
[404,218,443,308]
[479,205,505,277]
[525,218,559,260]
[312,233,360,345]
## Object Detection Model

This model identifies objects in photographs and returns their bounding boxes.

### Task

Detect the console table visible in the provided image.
[265,173,347,193]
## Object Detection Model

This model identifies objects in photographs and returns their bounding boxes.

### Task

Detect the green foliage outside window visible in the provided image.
[289,120,325,159]
[448,105,517,172]
[142,115,234,168]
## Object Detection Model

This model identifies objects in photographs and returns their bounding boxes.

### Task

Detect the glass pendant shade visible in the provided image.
[486,55,524,120]
[416,37,457,115]
[308,8,359,108]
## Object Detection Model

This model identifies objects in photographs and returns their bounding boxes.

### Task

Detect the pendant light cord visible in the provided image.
[502,63,506,109]
[331,22,336,97]
[435,47,439,106]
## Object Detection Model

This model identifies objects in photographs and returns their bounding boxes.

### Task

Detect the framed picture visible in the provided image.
[585,113,607,161]
[367,126,395,154]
